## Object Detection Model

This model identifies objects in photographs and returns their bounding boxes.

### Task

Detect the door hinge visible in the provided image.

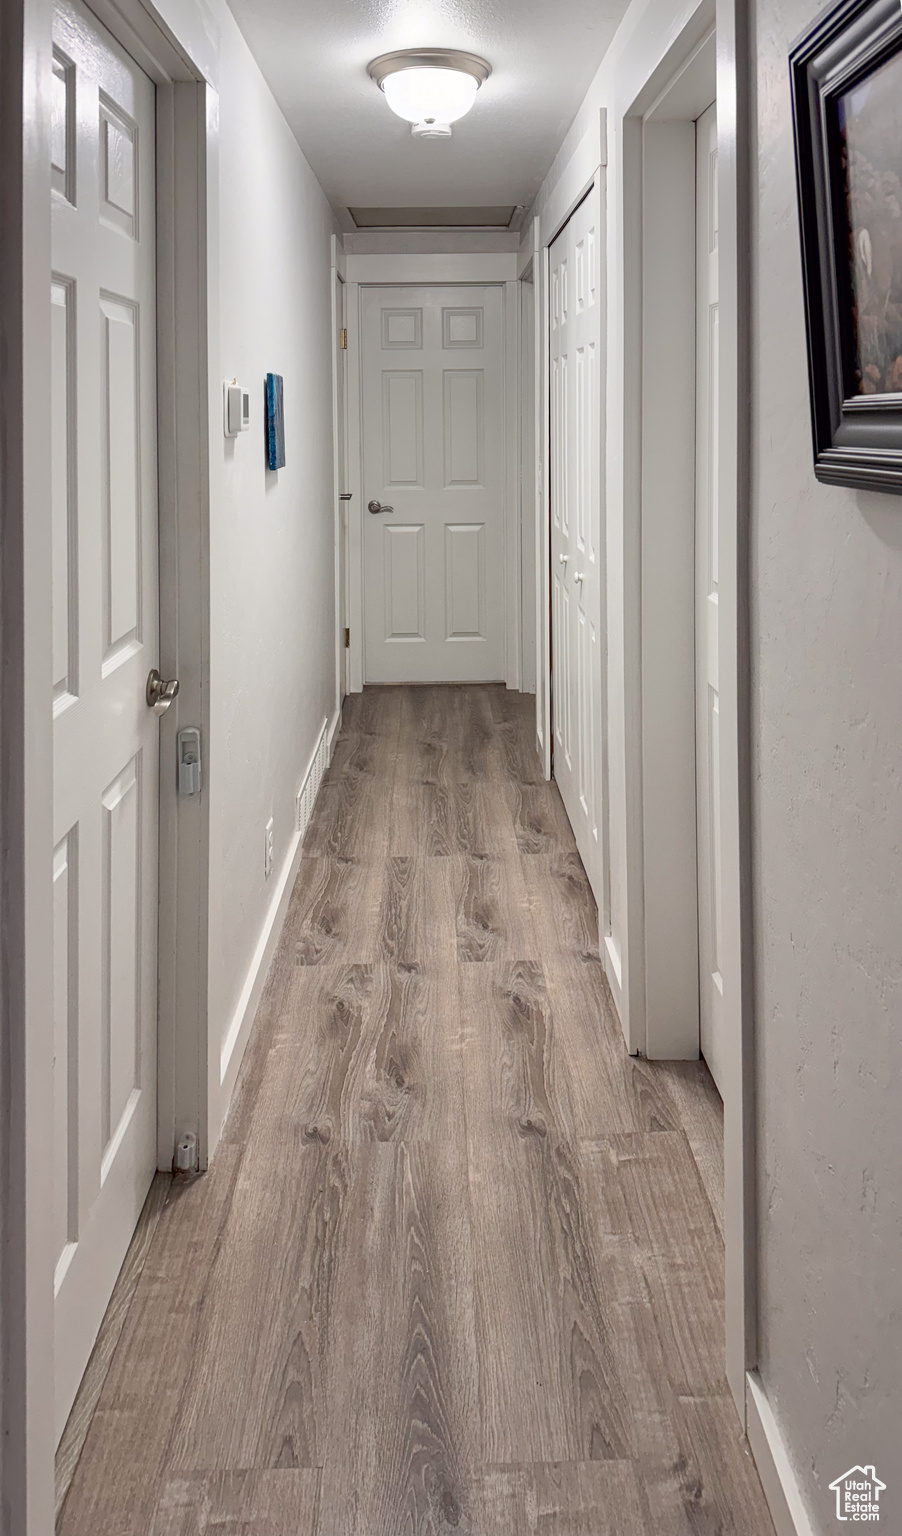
[340,328,348,350]
[344,627,350,649]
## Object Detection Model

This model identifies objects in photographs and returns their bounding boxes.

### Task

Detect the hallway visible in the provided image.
[57,686,772,1535]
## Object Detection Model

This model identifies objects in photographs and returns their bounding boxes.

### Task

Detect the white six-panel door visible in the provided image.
[549,186,605,903]
[695,102,726,1094]
[360,285,506,683]
[51,0,160,1442]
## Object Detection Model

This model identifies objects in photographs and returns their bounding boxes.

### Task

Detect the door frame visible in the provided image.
[528,0,755,1436]
[518,218,549,769]
[518,258,537,696]
[2,0,217,1523]
[629,36,716,1062]
[342,252,521,692]
[330,235,348,709]
[621,0,756,1423]
[544,181,610,914]
[533,119,609,878]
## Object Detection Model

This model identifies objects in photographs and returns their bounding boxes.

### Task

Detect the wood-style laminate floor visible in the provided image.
[58,686,774,1536]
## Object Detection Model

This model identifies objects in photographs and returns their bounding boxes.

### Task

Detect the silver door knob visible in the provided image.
[367,499,395,514]
[146,668,180,715]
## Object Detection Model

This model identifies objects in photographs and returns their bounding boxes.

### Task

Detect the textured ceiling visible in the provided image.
[225,0,628,227]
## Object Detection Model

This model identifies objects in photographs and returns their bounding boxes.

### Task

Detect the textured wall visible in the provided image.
[751,0,902,1526]
[207,0,338,1108]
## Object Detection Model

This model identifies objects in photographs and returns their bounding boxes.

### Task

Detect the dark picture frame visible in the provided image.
[790,0,902,493]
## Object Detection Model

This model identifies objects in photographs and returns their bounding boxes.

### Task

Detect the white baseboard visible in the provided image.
[604,932,623,988]
[327,701,343,754]
[215,709,339,1141]
[746,1371,819,1536]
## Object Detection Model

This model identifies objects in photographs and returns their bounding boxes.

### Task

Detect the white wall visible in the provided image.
[144,0,341,1150]
[751,0,902,1527]
[206,1,338,1142]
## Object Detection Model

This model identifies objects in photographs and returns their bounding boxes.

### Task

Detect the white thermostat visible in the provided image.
[223,380,250,436]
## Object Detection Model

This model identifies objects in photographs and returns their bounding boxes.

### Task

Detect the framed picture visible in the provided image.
[790,0,902,493]
[265,372,285,471]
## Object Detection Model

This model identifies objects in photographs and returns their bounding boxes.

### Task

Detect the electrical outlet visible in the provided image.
[264,816,274,879]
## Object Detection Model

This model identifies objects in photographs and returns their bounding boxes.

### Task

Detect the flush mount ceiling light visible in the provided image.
[367,49,491,139]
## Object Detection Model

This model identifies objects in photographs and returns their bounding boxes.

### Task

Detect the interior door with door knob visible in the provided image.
[360,284,506,683]
[51,0,161,1443]
[549,185,606,906]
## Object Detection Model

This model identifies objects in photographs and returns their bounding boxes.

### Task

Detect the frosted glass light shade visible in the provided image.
[368,50,490,140]
[382,67,479,127]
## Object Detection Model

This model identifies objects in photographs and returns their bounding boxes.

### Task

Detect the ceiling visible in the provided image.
[225,0,629,229]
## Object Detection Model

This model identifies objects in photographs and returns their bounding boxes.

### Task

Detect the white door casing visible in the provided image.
[549,186,606,904]
[530,20,752,1426]
[519,269,537,696]
[360,285,506,684]
[51,0,159,1442]
[695,101,726,1095]
[333,266,349,701]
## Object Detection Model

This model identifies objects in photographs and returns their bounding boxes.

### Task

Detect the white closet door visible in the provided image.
[51,0,160,1442]
[695,102,726,1094]
[360,285,505,684]
[549,185,605,903]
